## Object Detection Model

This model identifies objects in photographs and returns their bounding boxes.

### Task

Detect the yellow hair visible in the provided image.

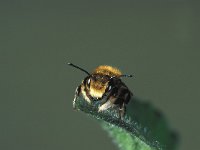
[93,65,122,77]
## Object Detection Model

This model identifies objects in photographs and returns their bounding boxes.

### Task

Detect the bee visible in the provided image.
[68,63,133,119]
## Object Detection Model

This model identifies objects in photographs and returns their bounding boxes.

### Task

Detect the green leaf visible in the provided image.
[74,97,179,150]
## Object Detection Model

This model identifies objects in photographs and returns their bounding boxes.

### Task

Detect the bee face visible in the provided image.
[68,63,133,119]
[85,74,110,98]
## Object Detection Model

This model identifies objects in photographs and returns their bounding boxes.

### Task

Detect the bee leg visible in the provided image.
[73,85,81,109]
[85,91,94,102]
[118,102,126,120]
[98,88,117,111]
[98,100,113,112]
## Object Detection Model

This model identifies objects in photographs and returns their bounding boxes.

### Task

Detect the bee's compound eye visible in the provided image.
[87,78,91,86]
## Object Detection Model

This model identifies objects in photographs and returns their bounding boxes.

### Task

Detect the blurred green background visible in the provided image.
[0,0,199,150]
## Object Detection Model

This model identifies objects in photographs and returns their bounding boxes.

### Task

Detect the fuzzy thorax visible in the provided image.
[93,65,122,77]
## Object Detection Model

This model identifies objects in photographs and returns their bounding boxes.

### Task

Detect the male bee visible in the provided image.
[68,63,133,119]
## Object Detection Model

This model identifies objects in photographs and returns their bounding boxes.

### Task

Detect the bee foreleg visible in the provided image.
[98,88,117,111]
[73,85,81,109]
[98,100,113,112]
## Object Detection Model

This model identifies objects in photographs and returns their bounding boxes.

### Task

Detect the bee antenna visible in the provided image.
[67,63,90,76]
[120,74,134,78]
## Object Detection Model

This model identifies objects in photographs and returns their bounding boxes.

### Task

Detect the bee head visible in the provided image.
[88,74,109,88]
[84,74,109,98]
